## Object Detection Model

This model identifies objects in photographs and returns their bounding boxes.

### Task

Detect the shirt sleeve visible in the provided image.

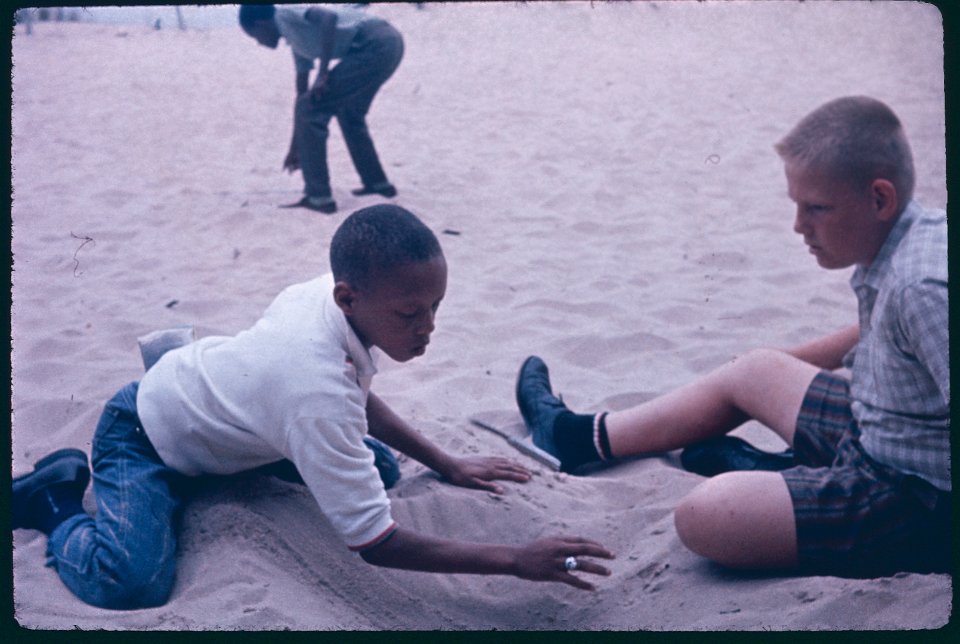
[897,278,949,403]
[285,405,396,551]
[292,51,314,74]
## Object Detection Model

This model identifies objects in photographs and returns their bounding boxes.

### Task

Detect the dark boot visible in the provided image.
[13,448,90,534]
[515,356,570,461]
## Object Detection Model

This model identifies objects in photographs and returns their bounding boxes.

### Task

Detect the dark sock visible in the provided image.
[554,411,609,471]
[35,483,86,535]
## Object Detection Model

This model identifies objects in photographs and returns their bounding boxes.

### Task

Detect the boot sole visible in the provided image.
[12,449,90,529]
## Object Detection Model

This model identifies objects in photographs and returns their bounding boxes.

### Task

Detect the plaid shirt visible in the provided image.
[844,201,950,490]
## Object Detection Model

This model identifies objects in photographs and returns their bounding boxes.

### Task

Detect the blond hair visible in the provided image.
[775,96,915,209]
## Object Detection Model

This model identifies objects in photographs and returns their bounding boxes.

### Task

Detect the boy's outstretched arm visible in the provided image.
[360,527,615,591]
[366,393,531,493]
[784,323,859,370]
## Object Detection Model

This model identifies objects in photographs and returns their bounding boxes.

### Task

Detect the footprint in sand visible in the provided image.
[91,189,138,208]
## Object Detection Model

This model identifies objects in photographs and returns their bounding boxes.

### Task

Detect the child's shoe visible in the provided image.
[351,183,398,198]
[680,436,795,477]
[281,195,337,214]
[13,449,90,534]
[515,356,569,460]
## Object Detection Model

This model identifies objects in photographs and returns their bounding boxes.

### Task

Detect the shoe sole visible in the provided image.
[279,198,336,214]
[13,449,90,529]
[352,186,397,198]
[13,449,90,496]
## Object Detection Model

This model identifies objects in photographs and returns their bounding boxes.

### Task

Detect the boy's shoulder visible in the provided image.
[267,273,332,309]
[891,202,947,285]
[258,273,337,342]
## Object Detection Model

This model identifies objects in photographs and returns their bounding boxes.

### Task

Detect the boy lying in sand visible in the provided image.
[13,205,613,609]
[516,96,949,578]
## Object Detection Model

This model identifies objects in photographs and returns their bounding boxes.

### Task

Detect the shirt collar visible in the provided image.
[319,273,378,382]
[850,200,919,291]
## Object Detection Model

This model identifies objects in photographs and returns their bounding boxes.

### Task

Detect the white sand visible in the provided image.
[11,1,950,630]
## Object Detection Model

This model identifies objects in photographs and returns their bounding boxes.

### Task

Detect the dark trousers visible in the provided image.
[296,19,404,197]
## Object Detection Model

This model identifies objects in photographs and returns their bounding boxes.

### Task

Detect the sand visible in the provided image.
[10,0,951,631]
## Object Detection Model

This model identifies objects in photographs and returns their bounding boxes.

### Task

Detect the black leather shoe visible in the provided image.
[515,356,569,460]
[351,183,398,198]
[13,449,90,531]
[280,196,337,214]
[680,436,795,477]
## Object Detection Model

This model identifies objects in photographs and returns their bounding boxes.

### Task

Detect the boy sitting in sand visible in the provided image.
[13,205,613,610]
[515,96,949,577]
[240,4,402,214]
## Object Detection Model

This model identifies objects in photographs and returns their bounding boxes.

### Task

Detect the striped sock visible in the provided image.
[554,411,611,471]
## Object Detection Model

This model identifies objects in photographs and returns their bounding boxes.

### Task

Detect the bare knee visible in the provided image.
[674,472,798,569]
[726,348,793,379]
[674,481,726,562]
[720,348,819,444]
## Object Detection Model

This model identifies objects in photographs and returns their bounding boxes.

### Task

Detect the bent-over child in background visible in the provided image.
[240,4,403,214]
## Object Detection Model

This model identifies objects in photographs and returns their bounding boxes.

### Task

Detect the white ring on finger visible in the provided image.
[564,556,578,571]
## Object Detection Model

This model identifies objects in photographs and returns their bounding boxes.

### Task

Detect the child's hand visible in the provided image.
[310,73,329,105]
[441,456,531,494]
[513,536,615,591]
[283,148,300,172]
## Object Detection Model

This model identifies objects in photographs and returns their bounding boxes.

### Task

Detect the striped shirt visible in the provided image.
[845,201,950,490]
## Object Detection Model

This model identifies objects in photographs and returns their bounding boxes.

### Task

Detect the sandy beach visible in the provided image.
[10,1,951,630]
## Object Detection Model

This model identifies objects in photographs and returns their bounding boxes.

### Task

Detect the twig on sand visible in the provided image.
[69,232,95,277]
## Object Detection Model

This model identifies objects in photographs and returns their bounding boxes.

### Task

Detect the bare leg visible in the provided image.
[604,348,818,569]
[605,348,820,456]
[675,471,798,568]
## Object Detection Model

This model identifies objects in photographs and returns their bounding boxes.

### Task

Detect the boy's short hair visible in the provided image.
[239,4,275,33]
[775,96,915,209]
[330,205,443,291]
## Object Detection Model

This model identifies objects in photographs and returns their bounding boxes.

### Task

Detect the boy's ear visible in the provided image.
[871,179,899,222]
[333,282,357,315]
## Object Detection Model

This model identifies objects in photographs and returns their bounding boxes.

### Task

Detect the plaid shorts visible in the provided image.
[783,371,952,577]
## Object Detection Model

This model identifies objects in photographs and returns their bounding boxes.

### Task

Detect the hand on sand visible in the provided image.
[440,455,531,494]
[514,536,615,591]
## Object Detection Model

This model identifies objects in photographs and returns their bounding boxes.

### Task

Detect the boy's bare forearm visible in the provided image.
[784,324,859,370]
[365,393,455,475]
[360,528,516,576]
[361,528,615,590]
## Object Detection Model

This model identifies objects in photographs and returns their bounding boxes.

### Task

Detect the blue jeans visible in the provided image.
[46,382,403,609]
[47,382,186,609]
[295,18,404,197]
